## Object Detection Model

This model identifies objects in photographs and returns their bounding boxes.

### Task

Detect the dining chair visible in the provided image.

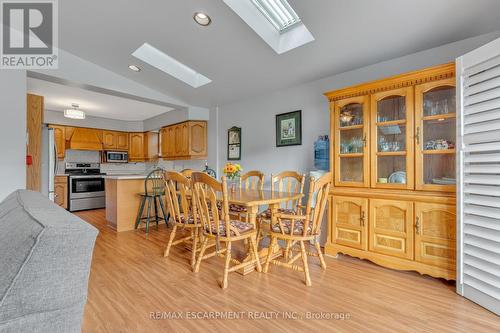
[134,168,168,234]
[180,168,194,179]
[228,170,265,222]
[258,171,305,219]
[163,171,202,269]
[257,171,305,252]
[191,172,262,289]
[263,172,331,286]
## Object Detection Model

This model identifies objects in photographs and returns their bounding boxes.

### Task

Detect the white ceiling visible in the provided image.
[57,0,500,108]
[27,78,174,121]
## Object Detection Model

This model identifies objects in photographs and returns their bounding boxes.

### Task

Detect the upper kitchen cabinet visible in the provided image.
[103,130,129,151]
[161,121,207,160]
[188,121,208,158]
[48,125,66,159]
[128,131,159,162]
[128,132,145,162]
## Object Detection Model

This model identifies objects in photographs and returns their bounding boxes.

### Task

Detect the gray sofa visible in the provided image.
[0,190,98,333]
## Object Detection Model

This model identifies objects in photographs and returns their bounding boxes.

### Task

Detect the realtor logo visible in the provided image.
[1,0,58,69]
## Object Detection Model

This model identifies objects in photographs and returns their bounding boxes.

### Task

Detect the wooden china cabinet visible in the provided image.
[325,63,457,280]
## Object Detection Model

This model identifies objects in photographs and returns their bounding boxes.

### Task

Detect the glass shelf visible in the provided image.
[416,81,456,191]
[335,98,369,187]
[377,155,407,185]
[376,95,406,122]
[372,89,413,189]
[423,86,455,117]
[340,157,364,183]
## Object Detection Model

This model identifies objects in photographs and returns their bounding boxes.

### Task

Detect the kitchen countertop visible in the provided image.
[103,174,150,180]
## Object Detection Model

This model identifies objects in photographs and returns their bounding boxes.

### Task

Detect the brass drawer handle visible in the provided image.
[360,211,366,226]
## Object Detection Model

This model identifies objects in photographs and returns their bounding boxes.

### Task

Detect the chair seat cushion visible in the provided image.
[259,208,296,219]
[272,219,312,235]
[176,213,196,225]
[229,204,247,213]
[206,220,254,237]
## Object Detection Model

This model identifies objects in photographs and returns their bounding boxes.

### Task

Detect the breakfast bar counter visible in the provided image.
[104,175,164,232]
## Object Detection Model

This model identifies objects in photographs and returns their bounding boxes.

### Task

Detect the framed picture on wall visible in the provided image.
[276,110,302,147]
[227,126,241,160]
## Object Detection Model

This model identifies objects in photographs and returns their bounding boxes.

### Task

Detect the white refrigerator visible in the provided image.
[40,126,58,201]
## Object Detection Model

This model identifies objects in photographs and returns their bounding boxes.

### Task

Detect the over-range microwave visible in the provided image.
[105,151,128,163]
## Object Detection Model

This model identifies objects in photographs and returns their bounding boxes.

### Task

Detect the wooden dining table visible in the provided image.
[217,188,303,275]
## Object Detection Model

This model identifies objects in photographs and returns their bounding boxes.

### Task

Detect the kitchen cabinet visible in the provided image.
[161,121,207,160]
[128,133,145,162]
[49,125,66,159]
[145,131,159,161]
[103,130,129,150]
[331,196,368,250]
[128,132,159,162]
[116,132,129,150]
[188,121,208,157]
[54,176,68,209]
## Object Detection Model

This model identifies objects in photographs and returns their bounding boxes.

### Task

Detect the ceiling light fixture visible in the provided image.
[128,64,141,72]
[193,12,211,26]
[64,103,85,120]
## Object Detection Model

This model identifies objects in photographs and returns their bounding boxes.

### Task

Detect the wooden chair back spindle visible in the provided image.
[302,173,332,237]
[164,171,193,225]
[270,171,305,210]
[239,171,265,191]
[191,172,233,240]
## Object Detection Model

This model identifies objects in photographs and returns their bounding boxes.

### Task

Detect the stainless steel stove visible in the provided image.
[66,163,106,212]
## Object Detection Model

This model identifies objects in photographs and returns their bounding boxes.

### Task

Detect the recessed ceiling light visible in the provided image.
[194,12,211,26]
[64,103,85,120]
[128,64,141,72]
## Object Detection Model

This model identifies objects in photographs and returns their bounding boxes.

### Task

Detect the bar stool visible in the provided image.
[135,168,168,234]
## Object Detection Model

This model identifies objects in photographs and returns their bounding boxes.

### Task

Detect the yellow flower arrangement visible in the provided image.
[223,162,242,180]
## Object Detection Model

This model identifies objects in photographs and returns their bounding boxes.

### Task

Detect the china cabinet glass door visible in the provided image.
[371,87,414,189]
[334,96,370,187]
[415,79,456,192]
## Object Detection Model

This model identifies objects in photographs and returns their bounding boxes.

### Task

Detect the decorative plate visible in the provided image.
[388,171,406,184]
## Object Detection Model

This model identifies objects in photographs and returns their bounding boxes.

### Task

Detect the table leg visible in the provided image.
[237,204,281,275]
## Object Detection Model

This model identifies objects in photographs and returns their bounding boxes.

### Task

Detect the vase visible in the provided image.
[229,179,237,193]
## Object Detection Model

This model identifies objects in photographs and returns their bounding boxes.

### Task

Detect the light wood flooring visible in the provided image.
[77,209,500,333]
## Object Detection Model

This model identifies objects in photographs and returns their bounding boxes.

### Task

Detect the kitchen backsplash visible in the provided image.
[57,149,211,175]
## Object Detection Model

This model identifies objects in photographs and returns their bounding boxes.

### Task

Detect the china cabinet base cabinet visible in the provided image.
[324,63,457,280]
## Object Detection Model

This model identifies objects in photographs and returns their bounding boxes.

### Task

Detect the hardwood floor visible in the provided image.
[77,209,500,333]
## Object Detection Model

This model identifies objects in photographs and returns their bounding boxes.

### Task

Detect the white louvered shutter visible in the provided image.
[457,37,500,315]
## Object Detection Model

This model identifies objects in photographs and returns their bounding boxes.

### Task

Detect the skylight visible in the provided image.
[132,43,211,88]
[223,0,314,54]
[250,0,301,32]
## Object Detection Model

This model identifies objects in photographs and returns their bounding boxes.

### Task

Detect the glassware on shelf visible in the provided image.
[377,155,407,184]
[340,137,363,154]
[423,86,455,117]
[339,103,364,127]
[377,95,406,122]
